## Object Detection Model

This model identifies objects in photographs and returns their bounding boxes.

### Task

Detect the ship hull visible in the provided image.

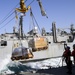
[0,35,74,63]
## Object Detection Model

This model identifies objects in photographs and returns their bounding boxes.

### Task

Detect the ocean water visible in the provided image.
[0,55,66,74]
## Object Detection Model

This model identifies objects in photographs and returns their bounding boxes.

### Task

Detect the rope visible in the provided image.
[29,8,41,34]
[32,13,41,34]
[57,57,63,67]
[0,0,34,30]
[0,15,15,30]
[0,3,19,26]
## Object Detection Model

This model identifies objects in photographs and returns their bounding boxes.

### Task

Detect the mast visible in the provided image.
[16,0,30,39]
[19,14,23,39]
[13,10,18,34]
[52,22,57,43]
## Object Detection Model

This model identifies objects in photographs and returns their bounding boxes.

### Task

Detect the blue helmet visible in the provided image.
[67,46,70,50]
[65,46,70,50]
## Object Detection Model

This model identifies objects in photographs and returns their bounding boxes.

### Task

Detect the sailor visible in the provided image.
[62,46,72,74]
[71,44,75,64]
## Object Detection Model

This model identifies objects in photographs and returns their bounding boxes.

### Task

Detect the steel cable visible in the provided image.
[0,0,35,30]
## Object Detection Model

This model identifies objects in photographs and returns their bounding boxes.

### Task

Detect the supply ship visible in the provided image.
[0,0,75,63]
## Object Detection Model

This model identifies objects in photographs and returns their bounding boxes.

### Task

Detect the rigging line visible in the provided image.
[33,15,41,34]
[0,11,14,26]
[31,15,35,27]
[0,16,15,30]
[0,0,28,26]
[27,0,35,7]
[29,14,35,31]
[0,12,20,30]
[0,0,32,27]
[0,0,35,30]
[0,3,19,25]
[31,11,41,34]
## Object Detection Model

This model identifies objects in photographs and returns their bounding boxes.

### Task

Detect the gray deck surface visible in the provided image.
[6,65,75,75]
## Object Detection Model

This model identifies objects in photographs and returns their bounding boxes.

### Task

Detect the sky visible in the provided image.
[0,0,75,34]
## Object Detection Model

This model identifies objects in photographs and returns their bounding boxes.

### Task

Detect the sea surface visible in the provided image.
[0,54,66,74]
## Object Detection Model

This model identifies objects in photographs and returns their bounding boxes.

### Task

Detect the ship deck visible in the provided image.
[3,65,75,75]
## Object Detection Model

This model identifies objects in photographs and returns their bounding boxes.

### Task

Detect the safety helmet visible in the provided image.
[66,46,70,50]
[65,46,70,50]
